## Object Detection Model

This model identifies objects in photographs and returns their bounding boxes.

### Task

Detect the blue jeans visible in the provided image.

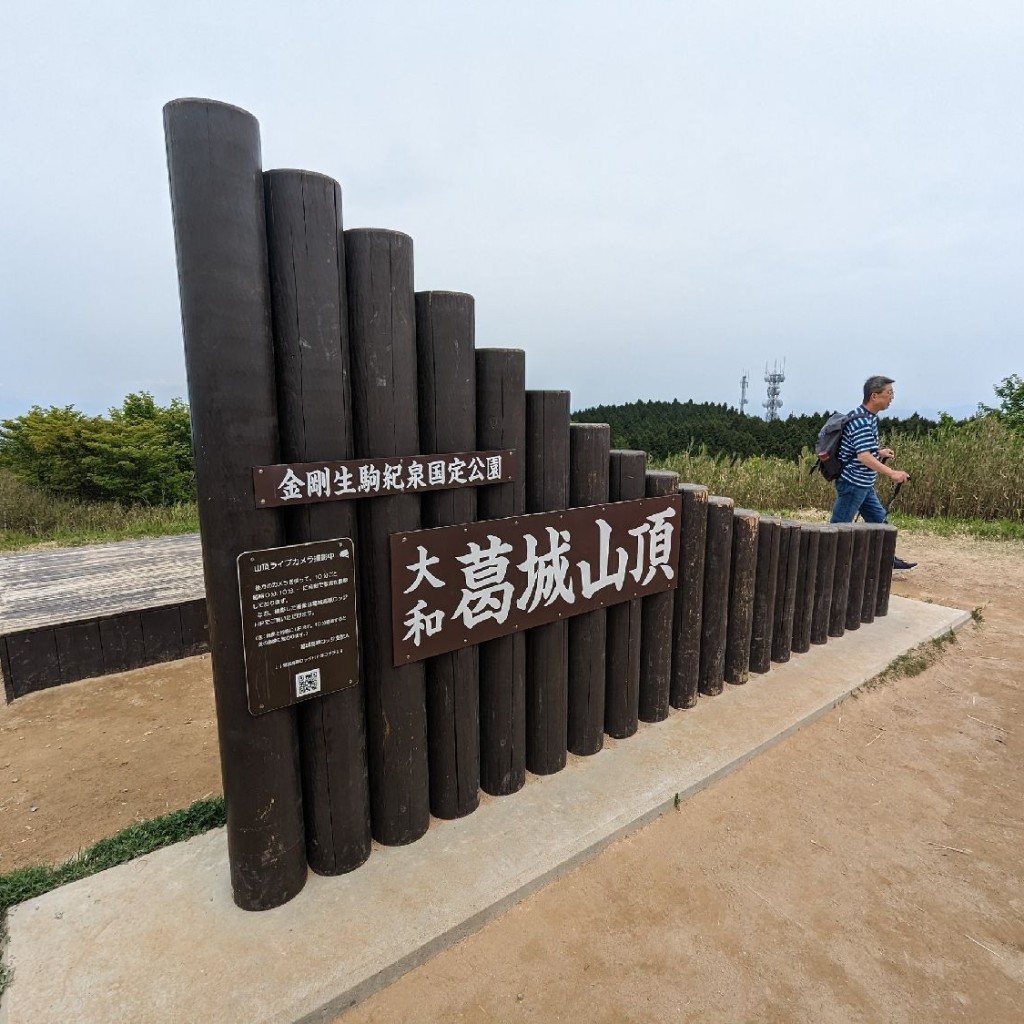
[831,478,888,524]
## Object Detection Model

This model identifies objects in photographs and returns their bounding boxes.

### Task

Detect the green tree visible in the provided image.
[0,393,195,505]
[984,374,1024,431]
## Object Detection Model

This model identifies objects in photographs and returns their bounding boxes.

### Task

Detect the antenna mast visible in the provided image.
[763,360,786,422]
[739,371,749,415]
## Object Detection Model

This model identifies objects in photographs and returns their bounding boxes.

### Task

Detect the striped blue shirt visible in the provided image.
[838,406,880,486]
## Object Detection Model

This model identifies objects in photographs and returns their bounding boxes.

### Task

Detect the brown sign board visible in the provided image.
[238,537,360,715]
[253,450,517,508]
[390,495,682,665]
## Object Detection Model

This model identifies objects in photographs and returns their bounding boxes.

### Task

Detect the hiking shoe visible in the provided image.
[893,556,917,570]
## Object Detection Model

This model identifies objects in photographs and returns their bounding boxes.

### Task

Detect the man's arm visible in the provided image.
[857,450,909,483]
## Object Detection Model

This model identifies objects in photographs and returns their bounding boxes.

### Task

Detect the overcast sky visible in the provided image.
[2,1,1021,423]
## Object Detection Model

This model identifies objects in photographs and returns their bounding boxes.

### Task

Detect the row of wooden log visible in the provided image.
[164,97,896,911]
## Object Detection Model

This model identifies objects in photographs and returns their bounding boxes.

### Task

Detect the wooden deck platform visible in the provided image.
[1,535,208,701]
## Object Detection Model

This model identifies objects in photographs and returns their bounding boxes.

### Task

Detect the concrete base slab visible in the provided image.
[2,596,969,1024]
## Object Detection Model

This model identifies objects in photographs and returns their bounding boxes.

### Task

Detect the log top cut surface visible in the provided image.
[0,534,204,634]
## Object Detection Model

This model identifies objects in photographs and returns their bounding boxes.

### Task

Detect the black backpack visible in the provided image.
[811,411,855,481]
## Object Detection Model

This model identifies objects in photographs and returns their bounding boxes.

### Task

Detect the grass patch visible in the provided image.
[855,623,969,695]
[0,469,198,552]
[887,512,1024,542]
[0,796,225,998]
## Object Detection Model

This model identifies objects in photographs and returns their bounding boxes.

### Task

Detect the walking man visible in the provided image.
[830,375,916,570]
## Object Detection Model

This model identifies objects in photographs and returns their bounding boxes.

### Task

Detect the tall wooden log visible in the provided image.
[790,524,820,655]
[524,390,570,775]
[163,99,306,910]
[771,520,801,664]
[345,227,429,845]
[263,168,370,875]
[860,523,886,625]
[875,526,899,617]
[749,517,781,673]
[699,496,734,696]
[604,450,646,737]
[475,349,527,795]
[844,525,871,632]
[828,525,855,638]
[670,484,708,708]
[638,470,680,720]
[567,424,610,755]
[416,291,480,819]
[724,508,760,685]
[810,525,838,645]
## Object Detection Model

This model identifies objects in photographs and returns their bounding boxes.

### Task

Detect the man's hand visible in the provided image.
[879,447,895,461]
[889,468,910,484]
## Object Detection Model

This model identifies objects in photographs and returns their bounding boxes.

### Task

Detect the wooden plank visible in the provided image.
[475,348,527,797]
[861,524,886,624]
[6,629,61,699]
[566,425,611,755]
[810,526,838,645]
[876,526,899,616]
[141,606,184,665]
[99,613,146,675]
[264,168,372,874]
[828,525,855,638]
[165,98,306,910]
[524,390,570,776]
[699,496,734,696]
[771,520,801,664]
[637,471,680,721]
[724,508,759,685]
[1,637,14,703]
[670,484,709,708]
[0,534,203,634]
[178,600,209,657]
[605,450,646,737]
[790,524,820,655]
[416,289,481,820]
[749,516,781,674]
[54,620,105,684]
[345,227,430,846]
[845,526,871,632]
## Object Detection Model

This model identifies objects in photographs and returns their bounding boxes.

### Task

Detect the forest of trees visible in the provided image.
[571,398,941,462]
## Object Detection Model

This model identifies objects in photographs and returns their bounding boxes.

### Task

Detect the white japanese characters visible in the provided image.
[267,452,508,505]
[397,500,679,654]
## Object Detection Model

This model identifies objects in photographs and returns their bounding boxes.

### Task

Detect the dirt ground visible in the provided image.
[2,533,1022,1022]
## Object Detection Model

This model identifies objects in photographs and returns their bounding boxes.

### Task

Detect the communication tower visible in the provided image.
[739,371,749,415]
[763,360,786,422]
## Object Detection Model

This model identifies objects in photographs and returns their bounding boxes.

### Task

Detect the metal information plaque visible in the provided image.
[237,537,359,715]
[390,495,682,665]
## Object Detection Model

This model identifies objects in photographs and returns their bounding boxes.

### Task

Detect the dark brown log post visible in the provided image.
[163,99,306,910]
[875,525,899,616]
[844,525,871,632]
[724,508,759,685]
[670,484,708,708]
[791,524,821,655]
[638,470,680,720]
[524,391,571,775]
[810,525,838,645]
[699,496,735,696]
[416,291,480,819]
[263,168,370,876]
[475,349,527,795]
[345,228,429,845]
[771,520,802,664]
[749,517,781,673]
[860,523,886,625]
[567,424,610,755]
[828,524,855,638]
[604,450,647,737]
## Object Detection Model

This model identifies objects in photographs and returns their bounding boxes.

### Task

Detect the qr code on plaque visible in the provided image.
[295,667,321,698]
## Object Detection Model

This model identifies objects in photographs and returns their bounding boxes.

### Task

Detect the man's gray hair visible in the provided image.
[863,375,894,402]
